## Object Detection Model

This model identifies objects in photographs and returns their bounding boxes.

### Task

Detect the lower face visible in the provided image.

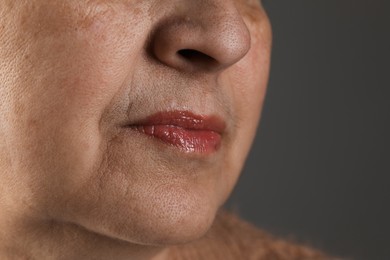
[0,0,271,245]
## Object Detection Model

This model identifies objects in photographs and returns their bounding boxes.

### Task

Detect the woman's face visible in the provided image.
[0,0,271,245]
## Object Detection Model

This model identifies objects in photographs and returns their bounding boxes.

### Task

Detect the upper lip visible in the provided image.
[127,110,226,134]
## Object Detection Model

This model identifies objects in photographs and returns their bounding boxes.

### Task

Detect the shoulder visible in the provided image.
[168,209,338,260]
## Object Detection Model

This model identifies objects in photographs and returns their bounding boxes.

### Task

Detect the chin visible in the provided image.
[112,199,218,246]
[131,187,222,245]
[133,198,219,246]
[64,174,223,247]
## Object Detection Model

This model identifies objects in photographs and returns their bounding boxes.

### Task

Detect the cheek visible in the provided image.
[0,5,149,212]
[219,18,272,190]
[234,15,272,137]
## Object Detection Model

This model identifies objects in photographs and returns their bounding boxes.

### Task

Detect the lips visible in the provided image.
[128,111,226,154]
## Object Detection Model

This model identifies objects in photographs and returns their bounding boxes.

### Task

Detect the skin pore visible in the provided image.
[0,0,271,259]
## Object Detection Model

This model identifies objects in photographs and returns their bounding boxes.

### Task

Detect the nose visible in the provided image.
[150,0,251,73]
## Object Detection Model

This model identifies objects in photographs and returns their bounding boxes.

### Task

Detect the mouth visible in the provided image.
[126,110,226,154]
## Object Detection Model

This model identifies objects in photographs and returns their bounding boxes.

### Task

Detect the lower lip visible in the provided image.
[134,125,222,154]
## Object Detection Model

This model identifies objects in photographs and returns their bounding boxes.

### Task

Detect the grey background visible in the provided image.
[226,1,390,260]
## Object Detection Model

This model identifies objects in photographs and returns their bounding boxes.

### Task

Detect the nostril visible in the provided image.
[178,49,210,60]
[177,49,218,68]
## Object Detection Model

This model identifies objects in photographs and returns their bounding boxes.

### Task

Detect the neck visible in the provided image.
[0,215,170,260]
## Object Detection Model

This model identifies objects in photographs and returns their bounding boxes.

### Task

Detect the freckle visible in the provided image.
[27,119,39,128]
[14,102,26,117]
[133,7,142,16]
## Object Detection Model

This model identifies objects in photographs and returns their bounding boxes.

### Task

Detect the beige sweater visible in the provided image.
[167,210,338,260]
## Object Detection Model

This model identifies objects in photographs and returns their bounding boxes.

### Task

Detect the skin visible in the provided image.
[0,0,271,259]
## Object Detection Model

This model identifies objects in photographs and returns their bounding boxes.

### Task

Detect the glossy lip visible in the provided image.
[127,110,226,154]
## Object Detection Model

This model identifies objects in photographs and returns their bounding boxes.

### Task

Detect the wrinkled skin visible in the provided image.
[0,0,271,259]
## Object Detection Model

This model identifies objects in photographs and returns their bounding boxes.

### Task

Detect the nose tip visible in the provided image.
[150,9,251,73]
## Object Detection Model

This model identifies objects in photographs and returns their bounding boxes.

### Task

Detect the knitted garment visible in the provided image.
[167,210,340,260]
